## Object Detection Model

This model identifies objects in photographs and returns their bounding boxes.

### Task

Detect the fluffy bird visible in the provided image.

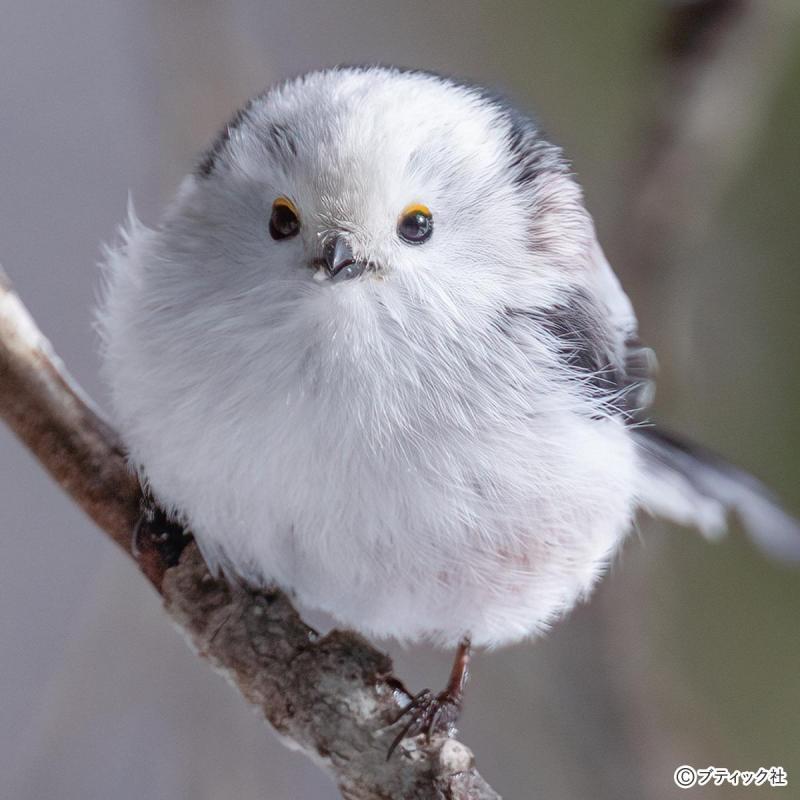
[99,66,800,747]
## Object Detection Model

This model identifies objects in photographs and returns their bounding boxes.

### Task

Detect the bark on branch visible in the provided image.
[0,266,500,799]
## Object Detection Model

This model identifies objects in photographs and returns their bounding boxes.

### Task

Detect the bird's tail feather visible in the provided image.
[635,426,800,562]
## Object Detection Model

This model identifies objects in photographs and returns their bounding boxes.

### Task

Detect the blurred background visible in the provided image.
[1,1,799,798]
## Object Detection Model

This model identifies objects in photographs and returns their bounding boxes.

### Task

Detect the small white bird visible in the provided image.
[99,65,800,747]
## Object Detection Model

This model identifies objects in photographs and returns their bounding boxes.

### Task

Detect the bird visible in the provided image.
[98,65,800,753]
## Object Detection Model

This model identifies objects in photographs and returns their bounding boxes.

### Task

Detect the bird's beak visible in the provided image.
[323,235,367,282]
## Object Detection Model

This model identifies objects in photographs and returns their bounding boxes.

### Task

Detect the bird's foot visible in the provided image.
[387,687,462,759]
[386,636,471,759]
[132,491,189,568]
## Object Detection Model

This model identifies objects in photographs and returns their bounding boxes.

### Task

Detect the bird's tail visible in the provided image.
[635,426,800,562]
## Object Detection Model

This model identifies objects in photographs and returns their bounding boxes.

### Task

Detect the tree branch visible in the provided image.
[0,266,500,799]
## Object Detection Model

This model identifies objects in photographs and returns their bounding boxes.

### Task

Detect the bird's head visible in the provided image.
[155,66,593,332]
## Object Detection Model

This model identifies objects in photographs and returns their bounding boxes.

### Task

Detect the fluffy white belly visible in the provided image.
[152,397,637,648]
[105,261,639,648]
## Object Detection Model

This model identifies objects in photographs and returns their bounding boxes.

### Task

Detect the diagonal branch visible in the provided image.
[0,265,500,800]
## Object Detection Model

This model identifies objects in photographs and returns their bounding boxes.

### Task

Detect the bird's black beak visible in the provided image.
[323,236,367,282]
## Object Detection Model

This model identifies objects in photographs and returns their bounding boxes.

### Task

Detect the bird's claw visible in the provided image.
[386,688,462,759]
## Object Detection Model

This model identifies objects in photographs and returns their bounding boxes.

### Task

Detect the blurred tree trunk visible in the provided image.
[599,3,800,798]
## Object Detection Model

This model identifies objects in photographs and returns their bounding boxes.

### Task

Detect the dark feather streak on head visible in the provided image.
[196,95,298,179]
[487,96,569,188]
[197,66,566,190]
[335,65,569,186]
[196,101,254,178]
[261,121,298,160]
[430,74,570,189]
[454,82,586,259]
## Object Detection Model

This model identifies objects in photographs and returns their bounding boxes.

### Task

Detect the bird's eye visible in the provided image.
[269,197,301,240]
[397,203,433,245]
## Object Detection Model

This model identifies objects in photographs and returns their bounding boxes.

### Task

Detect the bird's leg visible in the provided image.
[387,637,472,758]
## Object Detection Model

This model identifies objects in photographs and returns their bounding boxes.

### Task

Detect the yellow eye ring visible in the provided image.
[274,196,299,215]
[401,203,431,218]
[397,203,433,244]
[269,196,301,240]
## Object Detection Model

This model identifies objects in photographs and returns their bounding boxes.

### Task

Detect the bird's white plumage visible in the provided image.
[98,66,799,648]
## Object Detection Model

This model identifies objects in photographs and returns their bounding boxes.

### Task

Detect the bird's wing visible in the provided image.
[505,239,656,419]
[583,239,658,418]
[509,237,800,560]
[587,242,800,561]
